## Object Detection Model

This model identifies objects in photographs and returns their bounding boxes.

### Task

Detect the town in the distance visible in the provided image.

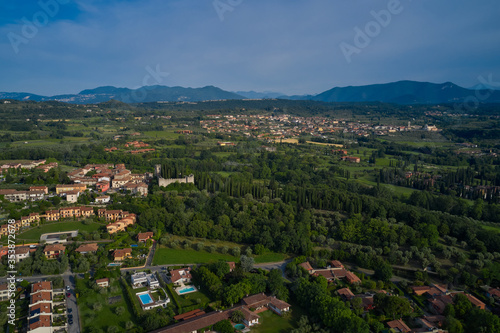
[1,98,500,333]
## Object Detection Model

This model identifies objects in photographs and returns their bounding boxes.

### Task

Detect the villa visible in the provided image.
[43,244,66,259]
[170,267,192,285]
[131,272,160,289]
[113,248,132,261]
[75,243,99,254]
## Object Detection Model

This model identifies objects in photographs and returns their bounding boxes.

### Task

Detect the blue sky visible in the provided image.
[0,0,499,96]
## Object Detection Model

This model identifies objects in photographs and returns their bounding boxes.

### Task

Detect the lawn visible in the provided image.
[153,247,238,265]
[251,310,295,333]
[76,278,138,333]
[17,221,103,241]
[153,247,287,265]
[254,252,287,264]
[482,224,500,234]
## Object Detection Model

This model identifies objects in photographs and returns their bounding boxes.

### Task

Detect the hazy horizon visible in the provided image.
[1,0,499,96]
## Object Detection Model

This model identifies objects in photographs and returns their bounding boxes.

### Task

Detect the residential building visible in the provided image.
[75,243,99,254]
[170,267,192,285]
[113,248,132,261]
[43,244,65,259]
[29,186,48,194]
[137,232,153,242]
[387,319,411,333]
[96,278,109,288]
[55,184,86,194]
[95,195,110,204]
[15,246,31,263]
[131,272,160,289]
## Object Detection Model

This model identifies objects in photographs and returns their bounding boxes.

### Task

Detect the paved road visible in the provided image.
[62,270,81,333]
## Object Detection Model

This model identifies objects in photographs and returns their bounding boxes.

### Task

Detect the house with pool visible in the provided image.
[170,267,192,285]
[149,293,291,333]
[136,290,170,311]
[131,272,160,289]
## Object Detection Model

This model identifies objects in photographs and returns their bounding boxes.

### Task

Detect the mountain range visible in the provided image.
[1,80,500,105]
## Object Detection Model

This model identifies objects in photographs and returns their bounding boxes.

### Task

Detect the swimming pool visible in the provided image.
[178,287,195,294]
[138,293,154,305]
[107,262,122,267]
[176,286,197,295]
[234,324,246,330]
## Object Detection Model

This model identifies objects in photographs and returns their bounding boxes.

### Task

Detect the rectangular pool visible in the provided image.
[176,286,197,295]
[139,293,154,305]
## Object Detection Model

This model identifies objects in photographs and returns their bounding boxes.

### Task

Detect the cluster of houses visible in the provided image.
[98,209,137,234]
[300,260,362,285]
[0,160,57,174]
[104,141,155,154]
[200,113,417,143]
[67,163,149,196]
[411,284,485,315]
[152,292,290,333]
[27,281,68,333]
[8,244,66,263]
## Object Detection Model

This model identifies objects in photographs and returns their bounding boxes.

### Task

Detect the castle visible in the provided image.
[155,165,195,187]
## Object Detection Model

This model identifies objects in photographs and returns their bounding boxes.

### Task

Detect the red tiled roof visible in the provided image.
[298,262,313,271]
[387,319,411,332]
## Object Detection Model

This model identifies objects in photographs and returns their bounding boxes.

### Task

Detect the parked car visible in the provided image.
[66,285,71,291]
[66,292,71,297]
[68,308,72,313]
[16,278,23,282]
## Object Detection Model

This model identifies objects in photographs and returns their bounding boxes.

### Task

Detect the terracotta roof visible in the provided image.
[96,278,109,284]
[150,310,229,333]
[332,269,348,278]
[242,293,268,307]
[15,246,30,255]
[113,248,132,258]
[298,261,313,271]
[32,281,52,293]
[466,293,486,309]
[30,303,51,314]
[387,319,411,332]
[345,271,361,284]
[173,309,205,321]
[31,291,51,304]
[330,260,344,268]
[337,287,355,299]
[170,267,192,283]
[268,296,291,311]
[29,314,51,330]
[44,244,66,253]
[75,243,99,253]
[137,232,153,241]
[489,288,500,298]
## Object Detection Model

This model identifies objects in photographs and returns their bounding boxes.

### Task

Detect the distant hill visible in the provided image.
[310,80,500,104]
[2,81,500,105]
[0,85,245,104]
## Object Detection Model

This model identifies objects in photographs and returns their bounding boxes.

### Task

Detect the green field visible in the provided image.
[254,252,287,264]
[482,224,500,234]
[153,247,238,265]
[251,310,295,333]
[76,278,138,332]
[17,221,103,241]
[153,247,286,265]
